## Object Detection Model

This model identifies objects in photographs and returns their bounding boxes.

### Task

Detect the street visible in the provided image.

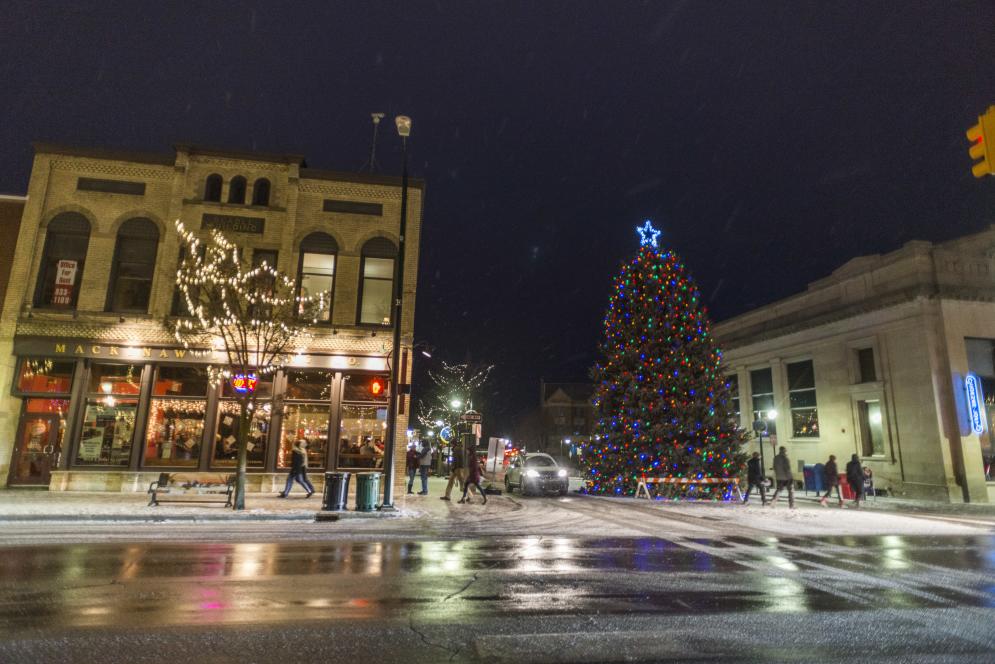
[2,490,994,662]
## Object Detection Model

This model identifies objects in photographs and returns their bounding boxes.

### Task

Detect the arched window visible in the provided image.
[34,212,91,309]
[252,178,271,206]
[107,218,160,313]
[297,232,337,322]
[358,237,397,326]
[228,176,246,204]
[204,174,223,202]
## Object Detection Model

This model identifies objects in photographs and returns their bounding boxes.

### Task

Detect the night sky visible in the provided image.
[2,2,995,436]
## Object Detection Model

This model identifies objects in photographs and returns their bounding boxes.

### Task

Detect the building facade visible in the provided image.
[0,144,422,495]
[715,227,995,503]
[539,381,595,457]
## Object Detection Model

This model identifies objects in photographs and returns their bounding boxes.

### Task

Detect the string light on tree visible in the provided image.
[579,220,747,498]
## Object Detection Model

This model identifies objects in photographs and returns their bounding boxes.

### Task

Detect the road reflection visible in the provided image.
[1,535,993,633]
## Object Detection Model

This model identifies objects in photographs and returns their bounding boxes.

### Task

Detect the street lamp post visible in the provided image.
[381,115,411,511]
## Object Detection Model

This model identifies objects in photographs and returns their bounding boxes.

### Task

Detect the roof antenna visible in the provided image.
[362,113,385,173]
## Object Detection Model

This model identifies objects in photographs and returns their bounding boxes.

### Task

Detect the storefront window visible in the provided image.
[144,367,208,467]
[279,403,330,469]
[88,363,142,396]
[77,399,136,466]
[285,369,334,400]
[16,358,75,393]
[338,404,387,469]
[213,400,270,467]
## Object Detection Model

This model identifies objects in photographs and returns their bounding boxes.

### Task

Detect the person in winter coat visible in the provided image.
[742,452,766,505]
[768,446,795,508]
[405,444,420,494]
[416,441,433,495]
[459,453,487,505]
[846,454,864,508]
[819,455,843,507]
[278,439,315,498]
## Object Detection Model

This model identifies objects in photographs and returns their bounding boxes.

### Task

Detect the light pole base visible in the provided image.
[378,503,398,512]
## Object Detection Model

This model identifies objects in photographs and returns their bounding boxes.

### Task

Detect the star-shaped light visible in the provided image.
[636,220,661,248]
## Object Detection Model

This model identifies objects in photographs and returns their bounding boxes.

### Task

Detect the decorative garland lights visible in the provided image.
[579,221,747,499]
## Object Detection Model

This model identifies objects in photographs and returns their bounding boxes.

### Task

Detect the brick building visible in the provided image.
[0,143,423,495]
[715,227,995,503]
[539,381,595,457]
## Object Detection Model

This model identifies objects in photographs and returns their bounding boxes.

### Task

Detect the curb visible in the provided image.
[0,510,404,524]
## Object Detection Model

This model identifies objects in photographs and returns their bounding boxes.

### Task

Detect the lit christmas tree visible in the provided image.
[581,221,746,497]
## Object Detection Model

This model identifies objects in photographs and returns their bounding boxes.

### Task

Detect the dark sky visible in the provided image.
[2,1,995,436]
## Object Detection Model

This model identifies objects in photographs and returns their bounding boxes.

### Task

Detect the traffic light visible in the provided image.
[967,106,995,178]
[369,377,385,397]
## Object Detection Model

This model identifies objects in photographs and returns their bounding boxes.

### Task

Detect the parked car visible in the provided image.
[504,452,569,496]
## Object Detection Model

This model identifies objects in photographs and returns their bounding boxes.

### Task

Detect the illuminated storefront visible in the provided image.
[7,338,389,485]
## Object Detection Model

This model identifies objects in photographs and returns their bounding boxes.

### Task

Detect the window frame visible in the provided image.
[105,218,160,314]
[228,176,247,204]
[140,365,211,469]
[252,178,271,206]
[33,214,91,311]
[749,367,776,435]
[204,174,223,202]
[296,233,337,324]
[786,359,819,439]
[356,238,397,327]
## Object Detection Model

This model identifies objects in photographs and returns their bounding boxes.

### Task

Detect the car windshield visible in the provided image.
[525,456,555,468]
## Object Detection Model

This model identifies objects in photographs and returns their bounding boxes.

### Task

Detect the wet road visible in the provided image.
[2,531,995,663]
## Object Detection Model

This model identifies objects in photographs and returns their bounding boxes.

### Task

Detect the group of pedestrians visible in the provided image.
[404,441,488,504]
[742,446,865,509]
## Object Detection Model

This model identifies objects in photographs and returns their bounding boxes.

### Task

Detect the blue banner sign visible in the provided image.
[965,373,986,435]
[439,426,455,443]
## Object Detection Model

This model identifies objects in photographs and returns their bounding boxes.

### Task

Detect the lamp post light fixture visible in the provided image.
[450,398,463,410]
[380,114,412,511]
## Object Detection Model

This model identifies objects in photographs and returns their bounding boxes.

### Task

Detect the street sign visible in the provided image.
[439,426,454,443]
[461,410,482,424]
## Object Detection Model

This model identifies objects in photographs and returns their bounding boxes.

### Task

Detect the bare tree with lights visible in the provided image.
[416,361,494,435]
[170,220,327,510]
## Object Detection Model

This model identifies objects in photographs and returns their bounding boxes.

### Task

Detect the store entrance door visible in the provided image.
[8,413,62,486]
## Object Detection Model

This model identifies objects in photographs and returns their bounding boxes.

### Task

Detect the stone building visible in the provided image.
[715,226,995,503]
[0,143,423,496]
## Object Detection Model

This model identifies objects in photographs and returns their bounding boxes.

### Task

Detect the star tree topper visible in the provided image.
[636,220,661,248]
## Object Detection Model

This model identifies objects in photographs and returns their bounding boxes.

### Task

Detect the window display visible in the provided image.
[76,399,136,466]
[144,399,205,466]
[16,358,75,393]
[279,403,329,468]
[338,404,387,469]
[213,400,269,466]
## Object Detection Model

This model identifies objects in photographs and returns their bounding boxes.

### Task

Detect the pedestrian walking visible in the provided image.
[416,440,433,495]
[278,439,315,498]
[819,455,844,507]
[742,451,766,505]
[768,446,795,508]
[846,453,864,508]
[405,443,419,495]
[441,445,467,501]
[459,453,487,505]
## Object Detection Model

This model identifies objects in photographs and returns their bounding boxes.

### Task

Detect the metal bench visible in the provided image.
[147,473,235,507]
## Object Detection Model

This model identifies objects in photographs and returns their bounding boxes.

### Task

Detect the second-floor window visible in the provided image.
[107,218,160,313]
[297,233,336,322]
[34,212,91,310]
[252,178,271,206]
[204,174,222,202]
[228,176,246,204]
[358,237,397,326]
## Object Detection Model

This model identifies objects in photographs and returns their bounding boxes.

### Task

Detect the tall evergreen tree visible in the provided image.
[581,222,746,496]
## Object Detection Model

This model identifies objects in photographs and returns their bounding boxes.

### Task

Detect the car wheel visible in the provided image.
[519,480,529,497]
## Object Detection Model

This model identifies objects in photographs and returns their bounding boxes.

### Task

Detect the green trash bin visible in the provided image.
[354,472,382,512]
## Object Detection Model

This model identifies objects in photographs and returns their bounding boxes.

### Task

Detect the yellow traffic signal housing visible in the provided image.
[967,106,995,178]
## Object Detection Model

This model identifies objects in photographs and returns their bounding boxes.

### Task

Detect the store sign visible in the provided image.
[439,426,454,443]
[51,260,77,307]
[231,373,258,394]
[965,373,986,435]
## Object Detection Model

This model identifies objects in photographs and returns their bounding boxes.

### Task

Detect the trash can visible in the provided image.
[322,471,351,511]
[354,472,382,512]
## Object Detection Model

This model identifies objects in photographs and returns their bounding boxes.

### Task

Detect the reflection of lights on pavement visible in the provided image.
[80,606,111,615]
[306,598,333,608]
[764,554,799,572]
[762,576,807,613]
[233,543,266,578]
[881,535,909,570]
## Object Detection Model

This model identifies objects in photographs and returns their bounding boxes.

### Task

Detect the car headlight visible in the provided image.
[557,469,567,477]
[524,469,539,478]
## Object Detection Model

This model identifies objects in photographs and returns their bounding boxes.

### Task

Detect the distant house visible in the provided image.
[539,381,595,457]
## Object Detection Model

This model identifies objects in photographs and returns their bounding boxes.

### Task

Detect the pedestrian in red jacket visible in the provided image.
[459,455,487,505]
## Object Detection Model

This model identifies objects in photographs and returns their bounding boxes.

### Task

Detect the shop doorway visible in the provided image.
[8,412,63,486]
